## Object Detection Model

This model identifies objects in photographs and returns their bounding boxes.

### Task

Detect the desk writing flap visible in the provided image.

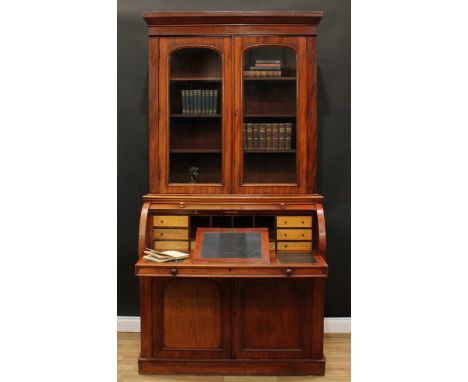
[201,232,262,259]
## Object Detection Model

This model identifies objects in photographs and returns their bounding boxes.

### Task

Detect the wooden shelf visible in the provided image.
[244,150,296,153]
[171,77,221,81]
[244,114,295,118]
[170,149,221,154]
[244,77,296,81]
[171,114,221,118]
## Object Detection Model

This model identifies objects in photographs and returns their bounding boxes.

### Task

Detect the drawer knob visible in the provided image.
[280,203,286,209]
[171,268,177,276]
[285,268,293,277]
[179,202,185,208]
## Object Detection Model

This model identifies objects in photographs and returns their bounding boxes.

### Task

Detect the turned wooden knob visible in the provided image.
[285,268,293,277]
[179,202,185,208]
[171,268,177,276]
[280,203,286,209]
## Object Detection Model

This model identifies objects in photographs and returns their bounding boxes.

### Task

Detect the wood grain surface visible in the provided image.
[118,332,350,382]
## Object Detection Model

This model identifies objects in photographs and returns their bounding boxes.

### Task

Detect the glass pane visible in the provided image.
[169,48,222,184]
[242,46,297,184]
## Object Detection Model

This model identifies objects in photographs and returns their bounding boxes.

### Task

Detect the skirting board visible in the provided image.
[117,316,351,333]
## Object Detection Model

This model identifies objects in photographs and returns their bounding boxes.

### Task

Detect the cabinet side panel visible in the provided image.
[149,37,159,193]
[306,36,317,193]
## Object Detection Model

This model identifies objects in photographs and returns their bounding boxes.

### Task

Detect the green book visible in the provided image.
[259,124,267,150]
[181,90,187,114]
[213,89,218,114]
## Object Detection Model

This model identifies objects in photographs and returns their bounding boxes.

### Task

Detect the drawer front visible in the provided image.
[154,240,189,251]
[153,215,188,227]
[277,241,313,251]
[153,229,188,240]
[276,216,312,228]
[276,229,312,241]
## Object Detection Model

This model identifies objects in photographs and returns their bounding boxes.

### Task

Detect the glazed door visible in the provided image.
[233,36,310,194]
[158,37,232,193]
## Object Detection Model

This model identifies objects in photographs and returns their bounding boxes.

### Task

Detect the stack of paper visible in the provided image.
[143,248,189,263]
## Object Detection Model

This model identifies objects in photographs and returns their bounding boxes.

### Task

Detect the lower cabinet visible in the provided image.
[150,278,317,360]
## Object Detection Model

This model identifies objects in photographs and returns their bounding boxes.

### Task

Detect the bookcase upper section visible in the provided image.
[144,11,322,195]
[143,11,323,36]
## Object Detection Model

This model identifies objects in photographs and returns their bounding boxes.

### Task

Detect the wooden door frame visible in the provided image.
[157,37,233,194]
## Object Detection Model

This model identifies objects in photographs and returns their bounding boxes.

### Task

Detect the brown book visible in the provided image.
[266,124,273,149]
[252,123,259,149]
[278,124,286,149]
[246,123,253,149]
[272,123,279,149]
[259,124,267,149]
[243,123,247,149]
[285,123,293,150]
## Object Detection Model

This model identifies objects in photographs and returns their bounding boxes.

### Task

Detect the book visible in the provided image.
[144,248,189,263]
[278,124,286,149]
[181,90,187,114]
[285,123,293,150]
[247,123,253,149]
[259,124,267,149]
[252,123,259,149]
[244,70,281,77]
[213,89,218,114]
[249,66,281,71]
[255,60,281,64]
[210,89,215,114]
[201,90,206,114]
[266,124,273,149]
[272,123,279,149]
[243,123,247,149]
[188,90,193,114]
[196,89,202,114]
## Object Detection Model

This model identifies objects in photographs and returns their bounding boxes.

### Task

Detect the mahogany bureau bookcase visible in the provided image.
[135,11,328,376]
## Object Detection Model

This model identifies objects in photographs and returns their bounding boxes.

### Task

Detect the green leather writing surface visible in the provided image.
[201,232,262,259]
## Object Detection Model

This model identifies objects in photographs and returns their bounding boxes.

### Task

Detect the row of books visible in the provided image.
[181,89,218,115]
[243,123,293,150]
[244,59,282,78]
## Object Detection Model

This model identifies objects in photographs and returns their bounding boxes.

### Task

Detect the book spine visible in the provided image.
[285,123,293,150]
[197,90,202,114]
[266,124,272,149]
[181,90,186,114]
[213,90,218,114]
[253,123,259,149]
[259,124,266,150]
[278,124,286,149]
[255,60,281,64]
[188,90,193,114]
[200,90,205,114]
[249,66,281,71]
[210,90,214,114]
[272,123,279,149]
[243,123,247,149]
[247,123,253,149]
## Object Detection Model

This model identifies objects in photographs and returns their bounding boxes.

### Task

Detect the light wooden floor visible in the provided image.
[118,333,350,382]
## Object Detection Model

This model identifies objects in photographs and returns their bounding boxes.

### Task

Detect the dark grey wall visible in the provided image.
[118,0,350,317]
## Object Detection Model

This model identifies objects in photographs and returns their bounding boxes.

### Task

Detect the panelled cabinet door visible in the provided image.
[152,278,232,359]
[158,37,232,193]
[233,279,313,359]
[233,36,310,194]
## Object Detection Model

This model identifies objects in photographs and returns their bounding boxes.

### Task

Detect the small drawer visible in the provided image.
[190,240,196,250]
[276,216,312,228]
[153,215,188,227]
[269,241,276,251]
[154,240,189,251]
[153,229,188,240]
[277,229,312,241]
[277,242,313,251]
